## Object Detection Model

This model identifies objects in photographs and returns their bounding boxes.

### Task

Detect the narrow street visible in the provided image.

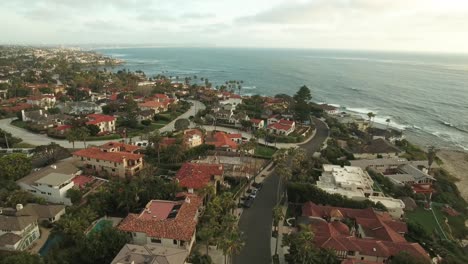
[233,117,329,264]
[233,172,280,264]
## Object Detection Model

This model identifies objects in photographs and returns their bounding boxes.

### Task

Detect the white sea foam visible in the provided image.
[242,86,257,90]
[346,107,377,115]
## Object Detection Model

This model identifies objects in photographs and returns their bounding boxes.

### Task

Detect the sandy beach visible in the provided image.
[437,150,468,202]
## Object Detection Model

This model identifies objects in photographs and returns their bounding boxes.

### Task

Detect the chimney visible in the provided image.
[16,204,23,211]
[185,197,191,204]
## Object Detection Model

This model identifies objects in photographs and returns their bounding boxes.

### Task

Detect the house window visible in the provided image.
[41,192,46,194]
[29,190,36,193]
[347,251,355,256]
[173,239,178,245]
[48,192,51,195]
[151,238,161,243]
[112,169,116,172]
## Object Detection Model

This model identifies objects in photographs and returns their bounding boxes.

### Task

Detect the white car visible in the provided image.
[249,189,258,199]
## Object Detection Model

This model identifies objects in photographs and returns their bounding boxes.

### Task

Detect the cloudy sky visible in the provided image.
[1,0,468,53]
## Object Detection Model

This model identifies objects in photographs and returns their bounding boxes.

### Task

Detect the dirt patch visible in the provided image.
[437,150,468,201]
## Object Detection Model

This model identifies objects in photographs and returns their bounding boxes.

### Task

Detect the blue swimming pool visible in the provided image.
[90,219,112,233]
[39,234,61,256]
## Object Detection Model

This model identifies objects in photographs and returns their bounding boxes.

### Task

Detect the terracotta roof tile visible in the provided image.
[118,194,202,241]
[206,132,238,150]
[73,148,143,163]
[176,163,223,190]
[86,114,115,125]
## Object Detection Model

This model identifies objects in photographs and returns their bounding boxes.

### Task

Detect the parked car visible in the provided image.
[243,197,254,208]
[252,182,263,190]
[249,189,258,199]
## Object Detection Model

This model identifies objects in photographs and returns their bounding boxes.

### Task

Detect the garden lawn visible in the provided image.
[406,206,449,239]
[255,145,277,158]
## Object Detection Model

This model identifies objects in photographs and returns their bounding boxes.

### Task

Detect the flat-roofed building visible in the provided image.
[317,165,405,219]
[16,159,80,205]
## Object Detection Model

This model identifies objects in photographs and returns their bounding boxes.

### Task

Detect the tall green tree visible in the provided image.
[66,129,79,149]
[219,227,244,264]
[427,145,438,171]
[0,252,44,264]
[76,222,130,264]
[0,153,32,181]
[149,131,162,164]
[174,118,190,131]
[367,112,376,128]
[273,205,285,256]
[293,85,312,102]
[74,127,90,148]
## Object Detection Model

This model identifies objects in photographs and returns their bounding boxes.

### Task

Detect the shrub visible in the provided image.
[141,119,151,126]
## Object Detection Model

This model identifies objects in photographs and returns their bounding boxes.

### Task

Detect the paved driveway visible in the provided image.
[233,117,329,264]
[0,100,205,148]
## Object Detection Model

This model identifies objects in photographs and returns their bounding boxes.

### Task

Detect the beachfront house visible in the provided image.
[316,165,405,219]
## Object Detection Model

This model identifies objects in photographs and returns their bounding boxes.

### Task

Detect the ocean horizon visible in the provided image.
[95,47,468,151]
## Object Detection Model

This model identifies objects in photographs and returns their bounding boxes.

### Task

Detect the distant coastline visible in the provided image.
[98,47,468,152]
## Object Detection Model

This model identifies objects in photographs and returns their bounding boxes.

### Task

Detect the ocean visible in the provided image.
[95,47,468,151]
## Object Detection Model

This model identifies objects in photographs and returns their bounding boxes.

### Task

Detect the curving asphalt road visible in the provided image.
[233,117,329,264]
[0,100,205,148]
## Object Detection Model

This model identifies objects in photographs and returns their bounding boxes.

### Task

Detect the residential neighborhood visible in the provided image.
[0,46,466,264]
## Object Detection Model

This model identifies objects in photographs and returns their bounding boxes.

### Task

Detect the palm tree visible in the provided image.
[220,227,244,264]
[149,131,162,164]
[275,162,292,204]
[386,118,391,130]
[198,226,215,255]
[367,112,376,128]
[66,130,78,149]
[74,127,90,148]
[197,185,215,204]
[273,205,285,256]
[283,224,316,263]
[427,145,438,171]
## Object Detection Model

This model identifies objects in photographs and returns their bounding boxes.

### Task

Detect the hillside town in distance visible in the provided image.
[0,46,466,264]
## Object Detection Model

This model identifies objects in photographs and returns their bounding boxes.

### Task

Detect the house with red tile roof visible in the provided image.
[138,93,176,113]
[175,163,224,194]
[205,131,243,152]
[1,102,34,113]
[267,119,296,136]
[118,194,202,252]
[250,118,265,130]
[299,202,428,263]
[73,142,143,178]
[160,137,177,149]
[86,114,116,134]
[183,129,204,149]
[26,94,56,107]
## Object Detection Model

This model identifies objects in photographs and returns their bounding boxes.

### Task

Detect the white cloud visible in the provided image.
[0,0,467,53]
